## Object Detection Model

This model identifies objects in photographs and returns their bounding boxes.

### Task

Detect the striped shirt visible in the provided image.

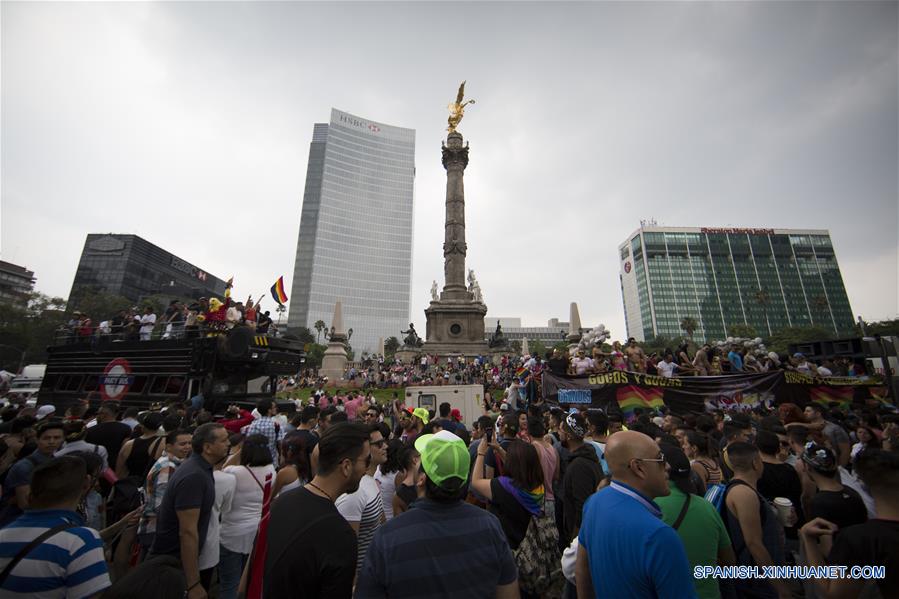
[138,453,183,536]
[336,474,384,574]
[0,509,110,599]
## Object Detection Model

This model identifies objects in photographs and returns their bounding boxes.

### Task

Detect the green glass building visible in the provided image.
[618,226,855,343]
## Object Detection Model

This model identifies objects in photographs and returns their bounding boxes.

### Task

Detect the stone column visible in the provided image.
[441,132,470,299]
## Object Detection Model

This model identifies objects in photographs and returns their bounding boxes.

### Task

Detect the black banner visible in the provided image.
[542,370,892,419]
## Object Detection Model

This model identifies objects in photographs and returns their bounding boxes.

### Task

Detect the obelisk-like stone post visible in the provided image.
[441,132,470,300]
[320,300,348,383]
[567,301,583,354]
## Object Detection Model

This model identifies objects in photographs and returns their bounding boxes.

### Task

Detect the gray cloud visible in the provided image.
[2,1,896,343]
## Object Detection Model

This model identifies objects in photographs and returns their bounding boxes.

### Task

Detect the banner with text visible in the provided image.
[542,370,893,420]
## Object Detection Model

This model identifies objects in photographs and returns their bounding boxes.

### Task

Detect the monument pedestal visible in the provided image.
[320,342,348,381]
[423,296,490,357]
[394,349,421,365]
[319,299,349,382]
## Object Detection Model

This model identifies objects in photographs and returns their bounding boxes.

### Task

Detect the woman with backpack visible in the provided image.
[472,439,559,598]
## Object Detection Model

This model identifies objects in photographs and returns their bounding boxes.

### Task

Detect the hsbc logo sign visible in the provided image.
[337,112,381,134]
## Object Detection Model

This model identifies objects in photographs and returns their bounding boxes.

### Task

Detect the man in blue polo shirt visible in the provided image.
[576,431,697,599]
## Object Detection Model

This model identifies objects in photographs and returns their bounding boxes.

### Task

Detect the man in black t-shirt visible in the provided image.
[293,405,319,460]
[151,423,229,599]
[264,423,370,599]
[801,448,899,599]
[85,403,132,467]
[799,442,867,533]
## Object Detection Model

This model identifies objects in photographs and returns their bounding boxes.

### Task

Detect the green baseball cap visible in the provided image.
[411,407,430,425]
[414,430,470,487]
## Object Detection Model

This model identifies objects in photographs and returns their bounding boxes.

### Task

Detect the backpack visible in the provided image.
[513,508,562,596]
[704,482,728,510]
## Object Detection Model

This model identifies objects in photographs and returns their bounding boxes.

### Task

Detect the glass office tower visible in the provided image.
[618,226,855,342]
[288,109,415,354]
[68,234,228,307]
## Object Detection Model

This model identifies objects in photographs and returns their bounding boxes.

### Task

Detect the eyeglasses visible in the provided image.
[634,452,666,465]
[370,439,386,448]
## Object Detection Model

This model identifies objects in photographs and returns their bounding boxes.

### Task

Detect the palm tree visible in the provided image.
[755,289,772,337]
[314,320,326,342]
[680,316,698,341]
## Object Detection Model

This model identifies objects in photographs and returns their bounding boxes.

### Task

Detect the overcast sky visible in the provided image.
[2,1,897,341]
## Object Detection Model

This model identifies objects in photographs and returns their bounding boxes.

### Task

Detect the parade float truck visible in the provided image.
[405,384,486,426]
[36,326,305,416]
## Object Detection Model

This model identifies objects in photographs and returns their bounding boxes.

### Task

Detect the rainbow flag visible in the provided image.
[270,276,288,305]
[809,386,853,410]
[616,385,665,422]
[868,386,893,406]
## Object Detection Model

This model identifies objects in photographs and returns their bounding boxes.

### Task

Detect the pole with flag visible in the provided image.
[270,276,288,334]
[270,276,288,305]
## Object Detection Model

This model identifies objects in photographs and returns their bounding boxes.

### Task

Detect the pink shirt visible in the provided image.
[345,396,364,420]
[533,442,557,501]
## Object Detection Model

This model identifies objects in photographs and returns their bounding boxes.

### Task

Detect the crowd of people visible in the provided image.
[0,377,896,599]
[57,288,278,344]
[560,338,870,379]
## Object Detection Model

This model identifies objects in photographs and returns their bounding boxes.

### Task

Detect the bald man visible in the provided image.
[576,431,697,599]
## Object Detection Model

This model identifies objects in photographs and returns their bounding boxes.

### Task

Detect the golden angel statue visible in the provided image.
[447,81,475,133]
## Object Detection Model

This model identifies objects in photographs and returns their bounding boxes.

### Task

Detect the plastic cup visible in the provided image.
[773,497,793,526]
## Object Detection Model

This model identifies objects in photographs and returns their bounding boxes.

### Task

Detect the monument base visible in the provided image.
[394,349,421,365]
[423,298,490,357]
[320,341,348,382]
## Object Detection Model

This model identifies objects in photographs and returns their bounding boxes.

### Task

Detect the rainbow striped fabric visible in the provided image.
[809,386,853,410]
[616,385,665,421]
[270,276,288,305]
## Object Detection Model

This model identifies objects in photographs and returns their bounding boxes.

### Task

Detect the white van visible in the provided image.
[405,384,486,427]
[6,364,47,406]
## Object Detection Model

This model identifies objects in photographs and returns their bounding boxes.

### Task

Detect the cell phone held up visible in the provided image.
[485,427,494,443]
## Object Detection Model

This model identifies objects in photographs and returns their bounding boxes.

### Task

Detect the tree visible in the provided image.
[728,323,758,339]
[680,317,698,341]
[529,338,547,358]
[292,326,315,345]
[765,325,834,355]
[314,320,326,342]
[862,318,899,338]
[304,343,327,369]
[67,289,133,320]
[0,292,68,371]
[384,336,400,357]
[642,335,678,357]
[755,289,772,337]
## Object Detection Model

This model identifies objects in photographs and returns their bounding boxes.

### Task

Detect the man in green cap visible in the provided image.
[355,431,519,598]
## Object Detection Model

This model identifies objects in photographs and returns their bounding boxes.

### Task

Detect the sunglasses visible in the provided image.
[371,439,386,448]
[634,452,666,465]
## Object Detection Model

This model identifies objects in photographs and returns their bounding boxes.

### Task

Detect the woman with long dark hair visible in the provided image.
[272,432,310,497]
[219,434,275,599]
[392,445,421,517]
[682,430,721,489]
[375,439,404,519]
[471,439,545,550]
